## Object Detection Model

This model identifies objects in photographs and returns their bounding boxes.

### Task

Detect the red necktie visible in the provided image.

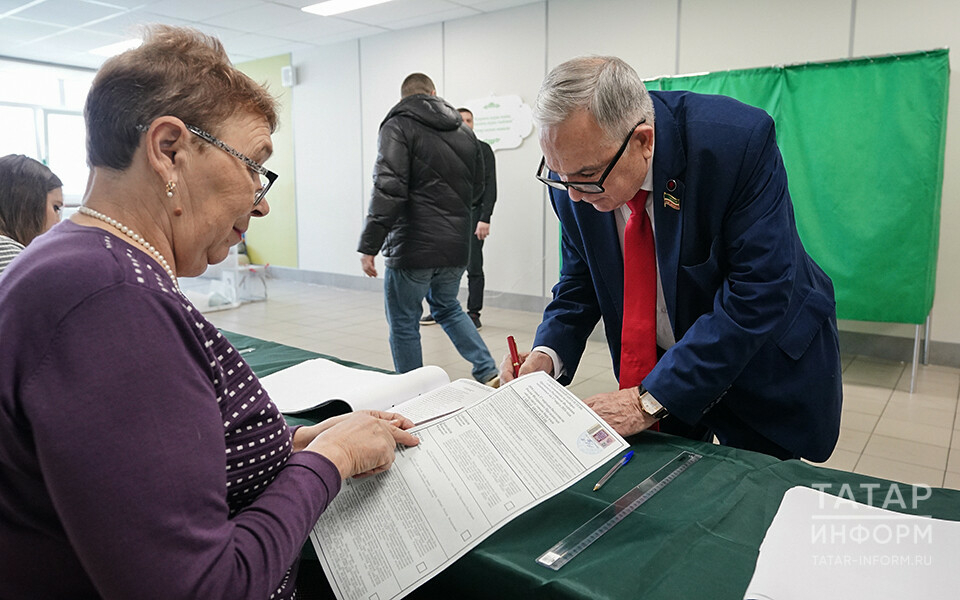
[620,189,658,411]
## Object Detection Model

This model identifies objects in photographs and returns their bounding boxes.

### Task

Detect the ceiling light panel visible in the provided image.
[14,0,122,28]
[302,0,395,18]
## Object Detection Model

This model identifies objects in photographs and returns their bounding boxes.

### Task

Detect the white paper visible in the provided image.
[259,358,449,414]
[390,378,491,425]
[310,372,629,600]
[744,486,960,599]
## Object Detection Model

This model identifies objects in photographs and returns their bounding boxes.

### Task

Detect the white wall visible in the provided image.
[444,3,551,299]
[547,0,678,75]
[678,0,852,71]
[291,0,960,350]
[294,41,363,274]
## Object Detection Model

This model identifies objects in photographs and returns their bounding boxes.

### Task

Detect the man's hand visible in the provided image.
[584,386,659,437]
[360,254,377,277]
[475,221,491,240]
[499,349,553,384]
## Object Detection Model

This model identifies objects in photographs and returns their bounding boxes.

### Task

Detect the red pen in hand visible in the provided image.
[507,335,521,378]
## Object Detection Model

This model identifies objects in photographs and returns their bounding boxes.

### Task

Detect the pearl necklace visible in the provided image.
[78,206,180,293]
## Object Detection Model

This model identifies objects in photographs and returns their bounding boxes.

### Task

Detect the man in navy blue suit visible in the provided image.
[500,56,842,461]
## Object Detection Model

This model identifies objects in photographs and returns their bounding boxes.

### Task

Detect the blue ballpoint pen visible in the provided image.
[593,451,634,491]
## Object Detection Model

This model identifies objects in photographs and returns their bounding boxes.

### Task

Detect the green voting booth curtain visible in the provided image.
[645,49,949,324]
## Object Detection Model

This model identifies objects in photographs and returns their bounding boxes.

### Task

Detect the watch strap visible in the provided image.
[638,386,668,420]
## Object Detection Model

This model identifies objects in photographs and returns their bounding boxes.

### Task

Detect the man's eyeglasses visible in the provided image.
[184,124,277,207]
[535,119,645,194]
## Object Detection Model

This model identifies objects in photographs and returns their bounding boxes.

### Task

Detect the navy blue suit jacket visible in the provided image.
[533,91,842,461]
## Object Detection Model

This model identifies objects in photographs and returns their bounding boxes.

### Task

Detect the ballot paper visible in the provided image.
[310,371,629,600]
[389,378,492,425]
[259,357,450,415]
[744,485,960,599]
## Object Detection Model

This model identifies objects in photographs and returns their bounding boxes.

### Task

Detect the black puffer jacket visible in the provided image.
[358,94,484,269]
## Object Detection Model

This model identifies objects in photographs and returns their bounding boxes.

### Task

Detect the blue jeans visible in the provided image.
[384,266,498,382]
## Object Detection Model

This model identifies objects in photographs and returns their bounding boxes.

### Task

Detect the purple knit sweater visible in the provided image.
[0,221,341,599]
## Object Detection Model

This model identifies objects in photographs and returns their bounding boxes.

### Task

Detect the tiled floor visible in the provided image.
[201,278,960,490]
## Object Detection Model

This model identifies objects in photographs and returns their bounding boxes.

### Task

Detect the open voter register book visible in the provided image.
[259,357,487,425]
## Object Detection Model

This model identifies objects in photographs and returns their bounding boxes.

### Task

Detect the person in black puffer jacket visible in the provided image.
[358,73,499,385]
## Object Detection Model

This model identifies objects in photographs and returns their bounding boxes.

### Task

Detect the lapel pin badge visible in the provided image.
[664,179,680,210]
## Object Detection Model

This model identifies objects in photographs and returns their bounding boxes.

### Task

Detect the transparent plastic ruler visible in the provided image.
[536,451,702,570]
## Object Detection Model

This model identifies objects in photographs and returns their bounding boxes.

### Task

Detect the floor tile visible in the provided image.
[861,434,948,470]
[348,338,392,354]
[841,384,890,416]
[853,455,944,488]
[834,428,870,454]
[881,395,956,428]
[894,367,960,397]
[843,382,893,401]
[568,376,617,400]
[840,354,856,370]
[887,389,959,413]
[946,449,960,474]
[843,356,905,388]
[872,417,953,448]
[570,361,616,384]
[840,410,879,434]
[579,350,616,369]
[317,340,364,360]
[943,472,960,490]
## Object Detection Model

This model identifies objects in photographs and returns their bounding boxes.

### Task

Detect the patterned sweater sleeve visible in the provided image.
[21,283,340,599]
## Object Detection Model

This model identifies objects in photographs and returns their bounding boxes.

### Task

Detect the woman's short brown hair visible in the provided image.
[0,154,62,246]
[85,25,278,170]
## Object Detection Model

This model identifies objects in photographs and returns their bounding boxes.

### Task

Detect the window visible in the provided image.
[0,106,40,158]
[0,59,95,205]
[46,112,88,198]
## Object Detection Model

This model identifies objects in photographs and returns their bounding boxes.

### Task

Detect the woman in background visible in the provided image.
[0,25,419,599]
[0,154,63,274]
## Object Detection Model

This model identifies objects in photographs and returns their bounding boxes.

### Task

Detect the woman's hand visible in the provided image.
[293,410,414,452]
[302,412,419,479]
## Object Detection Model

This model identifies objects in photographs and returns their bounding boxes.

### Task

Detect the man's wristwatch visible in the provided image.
[637,385,669,420]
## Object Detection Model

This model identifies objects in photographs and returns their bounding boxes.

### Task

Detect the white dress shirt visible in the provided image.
[535,145,675,381]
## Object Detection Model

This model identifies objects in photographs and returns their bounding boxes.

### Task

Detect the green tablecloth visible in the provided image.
[226,330,960,600]
[418,434,960,600]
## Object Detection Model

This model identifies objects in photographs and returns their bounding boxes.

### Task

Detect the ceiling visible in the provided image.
[0,0,540,70]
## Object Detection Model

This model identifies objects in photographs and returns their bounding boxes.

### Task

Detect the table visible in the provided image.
[225,331,960,600]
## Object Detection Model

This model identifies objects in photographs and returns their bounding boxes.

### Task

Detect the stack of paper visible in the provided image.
[744,485,960,599]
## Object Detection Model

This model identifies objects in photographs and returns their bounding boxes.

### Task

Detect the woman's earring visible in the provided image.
[166,181,176,198]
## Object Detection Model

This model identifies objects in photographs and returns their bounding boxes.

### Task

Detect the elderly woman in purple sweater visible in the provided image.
[0,25,419,599]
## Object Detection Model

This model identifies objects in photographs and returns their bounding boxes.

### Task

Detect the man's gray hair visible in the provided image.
[534,56,654,143]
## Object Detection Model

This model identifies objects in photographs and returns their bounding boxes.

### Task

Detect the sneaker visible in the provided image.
[419,313,436,325]
[484,374,500,388]
[468,312,482,330]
